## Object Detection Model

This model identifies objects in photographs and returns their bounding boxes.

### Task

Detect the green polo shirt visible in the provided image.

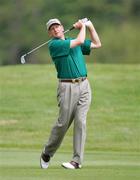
[48,37,91,79]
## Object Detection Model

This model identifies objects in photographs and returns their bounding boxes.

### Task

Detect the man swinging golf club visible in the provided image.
[40,18,101,169]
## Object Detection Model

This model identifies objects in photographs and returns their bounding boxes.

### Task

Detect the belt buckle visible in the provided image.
[72,78,82,83]
[72,78,84,83]
[72,79,76,83]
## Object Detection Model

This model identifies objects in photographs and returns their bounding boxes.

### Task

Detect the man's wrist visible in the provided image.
[87,24,94,31]
[81,24,86,28]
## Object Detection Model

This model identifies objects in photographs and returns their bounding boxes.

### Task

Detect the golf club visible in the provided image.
[20,18,89,64]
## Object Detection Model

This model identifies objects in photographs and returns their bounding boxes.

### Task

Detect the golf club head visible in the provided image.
[21,55,26,64]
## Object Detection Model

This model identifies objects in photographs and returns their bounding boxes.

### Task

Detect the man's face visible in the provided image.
[49,24,64,38]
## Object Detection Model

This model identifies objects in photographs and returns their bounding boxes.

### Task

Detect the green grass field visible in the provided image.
[0,64,140,180]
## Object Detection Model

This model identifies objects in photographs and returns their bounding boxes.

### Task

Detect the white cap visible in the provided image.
[46,18,61,30]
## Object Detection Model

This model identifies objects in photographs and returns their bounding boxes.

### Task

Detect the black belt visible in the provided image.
[60,77,87,83]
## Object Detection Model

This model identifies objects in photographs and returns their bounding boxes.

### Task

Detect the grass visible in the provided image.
[0,63,140,179]
[1,150,140,180]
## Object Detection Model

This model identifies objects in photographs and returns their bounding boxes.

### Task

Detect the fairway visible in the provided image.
[0,64,140,179]
[1,150,140,180]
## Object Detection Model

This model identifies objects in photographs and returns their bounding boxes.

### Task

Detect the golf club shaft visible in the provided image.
[23,27,74,57]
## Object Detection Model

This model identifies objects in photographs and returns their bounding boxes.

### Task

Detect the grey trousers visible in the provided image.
[43,79,92,164]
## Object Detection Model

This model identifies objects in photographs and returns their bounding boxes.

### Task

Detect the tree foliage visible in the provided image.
[0,0,140,65]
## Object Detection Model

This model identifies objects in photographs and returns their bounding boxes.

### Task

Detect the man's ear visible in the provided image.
[48,31,52,37]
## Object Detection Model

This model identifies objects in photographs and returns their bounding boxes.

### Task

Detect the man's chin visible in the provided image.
[54,35,61,38]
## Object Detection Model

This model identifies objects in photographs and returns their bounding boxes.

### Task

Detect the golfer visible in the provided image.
[40,18,101,169]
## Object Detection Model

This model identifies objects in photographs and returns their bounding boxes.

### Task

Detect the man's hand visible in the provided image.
[73,20,85,29]
[84,20,93,29]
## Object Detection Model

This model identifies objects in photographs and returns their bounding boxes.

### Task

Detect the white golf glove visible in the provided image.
[84,20,93,28]
[81,18,89,23]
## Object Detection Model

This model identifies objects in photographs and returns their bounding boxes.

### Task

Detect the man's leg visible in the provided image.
[43,82,79,157]
[72,80,92,165]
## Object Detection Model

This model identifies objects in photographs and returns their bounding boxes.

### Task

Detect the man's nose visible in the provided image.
[53,28,58,32]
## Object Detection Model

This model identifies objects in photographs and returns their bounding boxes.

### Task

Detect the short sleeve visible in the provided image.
[49,39,70,58]
[81,40,91,55]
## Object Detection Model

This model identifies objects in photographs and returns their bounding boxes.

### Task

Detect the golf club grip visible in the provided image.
[69,18,89,31]
[69,26,75,31]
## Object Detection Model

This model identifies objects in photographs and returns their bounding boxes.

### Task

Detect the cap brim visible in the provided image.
[48,23,61,30]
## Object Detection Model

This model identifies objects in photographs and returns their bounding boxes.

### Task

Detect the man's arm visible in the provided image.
[86,20,101,49]
[70,20,86,48]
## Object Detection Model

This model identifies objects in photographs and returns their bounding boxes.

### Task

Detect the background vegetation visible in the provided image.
[0,0,140,65]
